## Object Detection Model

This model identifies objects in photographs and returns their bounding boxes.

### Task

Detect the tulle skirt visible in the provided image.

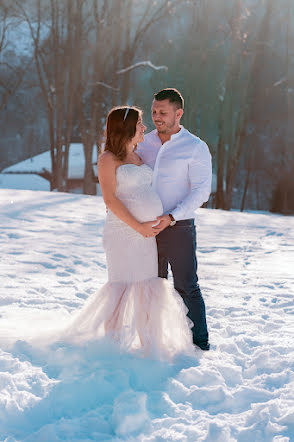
[59,277,194,361]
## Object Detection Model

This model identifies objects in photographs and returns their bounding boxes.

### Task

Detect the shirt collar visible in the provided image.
[154,125,185,143]
[170,125,184,140]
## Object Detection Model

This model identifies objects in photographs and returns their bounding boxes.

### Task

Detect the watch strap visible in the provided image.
[168,214,176,226]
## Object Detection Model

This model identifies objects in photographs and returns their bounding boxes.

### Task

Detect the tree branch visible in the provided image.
[117,61,168,75]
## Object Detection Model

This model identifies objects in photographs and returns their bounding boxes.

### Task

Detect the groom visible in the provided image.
[137,88,212,351]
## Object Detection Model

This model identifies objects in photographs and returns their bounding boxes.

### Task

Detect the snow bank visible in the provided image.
[0,189,293,441]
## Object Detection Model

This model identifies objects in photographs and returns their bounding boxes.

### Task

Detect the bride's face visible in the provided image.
[132,116,146,144]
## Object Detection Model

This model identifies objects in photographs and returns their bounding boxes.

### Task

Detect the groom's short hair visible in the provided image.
[154,88,184,110]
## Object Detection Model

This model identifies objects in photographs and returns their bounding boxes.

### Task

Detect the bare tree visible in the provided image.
[75,0,109,195]
[16,0,81,191]
[14,0,177,194]
[0,2,27,113]
[215,0,276,210]
[215,0,249,210]
[119,0,185,103]
[77,0,181,194]
[271,0,294,214]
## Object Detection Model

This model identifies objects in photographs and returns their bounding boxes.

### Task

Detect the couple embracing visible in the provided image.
[66,88,212,361]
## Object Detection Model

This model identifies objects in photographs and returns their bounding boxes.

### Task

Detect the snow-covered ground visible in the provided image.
[0,189,293,441]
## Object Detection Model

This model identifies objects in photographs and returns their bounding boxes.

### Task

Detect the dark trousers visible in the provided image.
[156,219,209,345]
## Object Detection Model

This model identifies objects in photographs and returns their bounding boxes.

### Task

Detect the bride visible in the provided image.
[62,106,194,360]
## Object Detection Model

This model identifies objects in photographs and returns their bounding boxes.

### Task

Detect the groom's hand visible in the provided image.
[152,215,170,234]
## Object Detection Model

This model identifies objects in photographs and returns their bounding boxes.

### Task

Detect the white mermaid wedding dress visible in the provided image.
[61,164,194,360]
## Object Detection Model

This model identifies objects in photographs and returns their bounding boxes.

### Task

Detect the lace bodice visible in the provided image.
[103,164,163,282]
[108,164,163,224]
[116,163,153,196]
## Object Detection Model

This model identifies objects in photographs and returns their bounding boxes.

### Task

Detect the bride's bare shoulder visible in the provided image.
[98,151,119,169]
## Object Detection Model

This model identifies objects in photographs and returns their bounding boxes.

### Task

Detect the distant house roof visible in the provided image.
[0,173,50,191]
[2,144,98,179]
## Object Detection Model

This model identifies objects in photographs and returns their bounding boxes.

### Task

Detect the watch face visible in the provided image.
[170,220,176,226]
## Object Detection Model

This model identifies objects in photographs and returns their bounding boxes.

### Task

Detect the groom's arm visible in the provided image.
[153,141,212,234]
[171,141,212,221]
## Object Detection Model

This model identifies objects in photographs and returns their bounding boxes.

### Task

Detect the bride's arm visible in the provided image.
[98,153,156,238]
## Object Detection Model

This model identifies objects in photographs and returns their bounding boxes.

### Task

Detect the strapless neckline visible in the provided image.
[116,163,149,173]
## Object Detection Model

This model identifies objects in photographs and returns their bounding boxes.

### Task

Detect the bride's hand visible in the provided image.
[137,220,158,237]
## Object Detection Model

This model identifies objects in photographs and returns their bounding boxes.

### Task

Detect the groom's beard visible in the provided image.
[155,117,177,134]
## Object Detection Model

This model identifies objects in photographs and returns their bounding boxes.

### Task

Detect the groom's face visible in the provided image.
[151,99,183,135]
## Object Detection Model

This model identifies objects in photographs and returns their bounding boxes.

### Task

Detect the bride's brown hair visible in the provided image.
[104,106,142,161]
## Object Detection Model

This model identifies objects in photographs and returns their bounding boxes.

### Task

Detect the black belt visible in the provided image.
[173,218,194,226]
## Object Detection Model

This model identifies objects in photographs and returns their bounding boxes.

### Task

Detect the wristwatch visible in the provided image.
[168,214,176,226]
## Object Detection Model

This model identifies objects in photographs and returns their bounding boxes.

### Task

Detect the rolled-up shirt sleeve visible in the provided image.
[171,141,212,220]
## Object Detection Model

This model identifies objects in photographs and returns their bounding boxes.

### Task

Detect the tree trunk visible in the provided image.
[120,0,133,104]
[83,143,96,195]
[225,114,247,210]
[215,1,242,210]
[215,133,225,209]
[240,146,253,212]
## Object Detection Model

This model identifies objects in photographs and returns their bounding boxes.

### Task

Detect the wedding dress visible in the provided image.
[62,164,194,360]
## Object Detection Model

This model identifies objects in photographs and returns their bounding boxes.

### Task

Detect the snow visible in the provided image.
[2,144,98,179]
[0,188,293,441]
